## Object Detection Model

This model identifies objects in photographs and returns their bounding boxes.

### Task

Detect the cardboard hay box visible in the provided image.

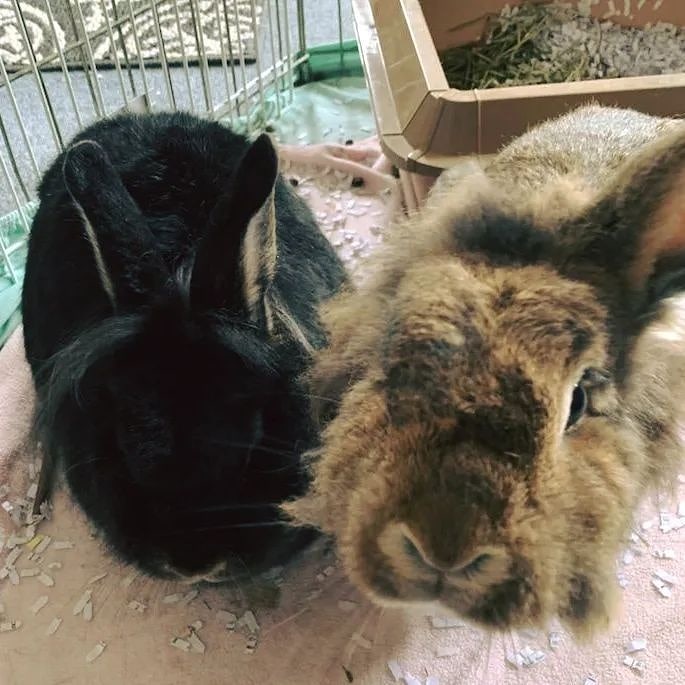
[352,0,685,201]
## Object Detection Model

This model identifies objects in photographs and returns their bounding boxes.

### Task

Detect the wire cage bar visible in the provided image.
[0,0,354,307]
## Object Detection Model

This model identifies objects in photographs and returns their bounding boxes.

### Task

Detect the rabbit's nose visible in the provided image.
[399,523,496,576]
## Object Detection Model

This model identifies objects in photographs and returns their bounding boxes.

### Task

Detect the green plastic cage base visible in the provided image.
[296,40,362,84]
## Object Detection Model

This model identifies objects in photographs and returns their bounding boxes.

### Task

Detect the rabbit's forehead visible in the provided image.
[379,260,610,435]
[389,260,608,373]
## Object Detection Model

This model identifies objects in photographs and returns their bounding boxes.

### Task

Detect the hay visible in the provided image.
[440,2,685,90]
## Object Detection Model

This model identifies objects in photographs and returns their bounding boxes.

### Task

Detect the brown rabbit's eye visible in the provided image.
[566,385,587,429]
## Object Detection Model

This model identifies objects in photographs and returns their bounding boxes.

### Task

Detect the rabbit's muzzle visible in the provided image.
[363,484,540,627]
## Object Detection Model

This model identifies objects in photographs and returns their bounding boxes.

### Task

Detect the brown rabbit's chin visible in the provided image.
[340,526,619,639]
[350,564,616,638]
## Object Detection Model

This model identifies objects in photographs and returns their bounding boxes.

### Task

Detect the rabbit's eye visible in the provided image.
[565,384,587,429]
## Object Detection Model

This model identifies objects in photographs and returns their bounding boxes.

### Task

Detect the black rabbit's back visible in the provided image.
[22,111,346,578]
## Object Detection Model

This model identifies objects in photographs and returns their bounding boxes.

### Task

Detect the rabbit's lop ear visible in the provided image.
[62,140,169,308]
[569,126,685,320]
[190,133,278,328]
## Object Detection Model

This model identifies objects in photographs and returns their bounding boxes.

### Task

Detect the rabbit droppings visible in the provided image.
[21,112,347,581]
[284,105,685,638]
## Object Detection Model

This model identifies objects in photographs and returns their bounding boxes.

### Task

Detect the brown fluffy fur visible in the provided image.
[284,105,685,638]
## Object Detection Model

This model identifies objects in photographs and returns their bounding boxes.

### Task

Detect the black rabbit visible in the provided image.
[21,111,347,580]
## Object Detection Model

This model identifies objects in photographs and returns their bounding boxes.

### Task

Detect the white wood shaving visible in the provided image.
[238,610,259,634]
[188,631,206,654]
[85,641,106,663]
[651,578,672,598]
[402,674,421,685]
[623,655,646,673]
[162,593,183,604]
[548,631,562,649]
[632,659,646,674]
[51,541,74,550]
[181,590,199,605]
[7,532,30,548]
[654,569,677,585]
[352,633,373,649]
[83,600,94,622]
[38,501,51,521]
[1,501,13,513]
[5,547,21,566]
[641,519,655,531]
[506,652,524,669]
[30,595,49,614]
[8,568,19,585]
[337,600,358,612]
[73,589,93,616]
[216,610,237,629]
[45,617,62,636]
[19,568,40,577]
[583,676,598,685]
[653,549,676,560]
[244,635,258,653]
[435,646,461,658]
[430,616,464,629]
[37,572,54,587]
[170,637,191,652]
[622,549,635,565]
[47,562,62,570]
[626,637,647,653]
[425,678,440,685]
[387,660,404,681]
[0,620,22,632]
[678,502,685,517]
[190,620,203,631]
[127,600,147,613]
[516,645,546,666]
[33,535,52,555]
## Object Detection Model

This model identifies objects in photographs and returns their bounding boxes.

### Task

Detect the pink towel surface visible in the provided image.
[1,148,685,685]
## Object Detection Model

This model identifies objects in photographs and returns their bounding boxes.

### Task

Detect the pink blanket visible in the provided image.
[1,145,685,685]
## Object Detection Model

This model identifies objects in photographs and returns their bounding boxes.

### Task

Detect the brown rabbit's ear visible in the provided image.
[565,125,685,319]
[190,133,278,329]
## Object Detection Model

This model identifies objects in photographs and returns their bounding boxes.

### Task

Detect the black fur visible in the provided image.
[22,111,347,578]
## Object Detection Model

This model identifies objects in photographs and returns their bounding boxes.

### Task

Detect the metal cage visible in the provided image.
[0,0,355,344]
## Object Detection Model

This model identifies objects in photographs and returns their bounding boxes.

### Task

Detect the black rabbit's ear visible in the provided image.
[563,125,685,325]
[190,133,278,328]
[62,140,169,308]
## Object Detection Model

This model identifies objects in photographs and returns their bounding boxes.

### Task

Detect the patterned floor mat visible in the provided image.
[0,0,261,71]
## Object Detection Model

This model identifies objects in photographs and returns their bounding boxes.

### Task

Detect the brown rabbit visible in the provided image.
[284,105,685,638]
